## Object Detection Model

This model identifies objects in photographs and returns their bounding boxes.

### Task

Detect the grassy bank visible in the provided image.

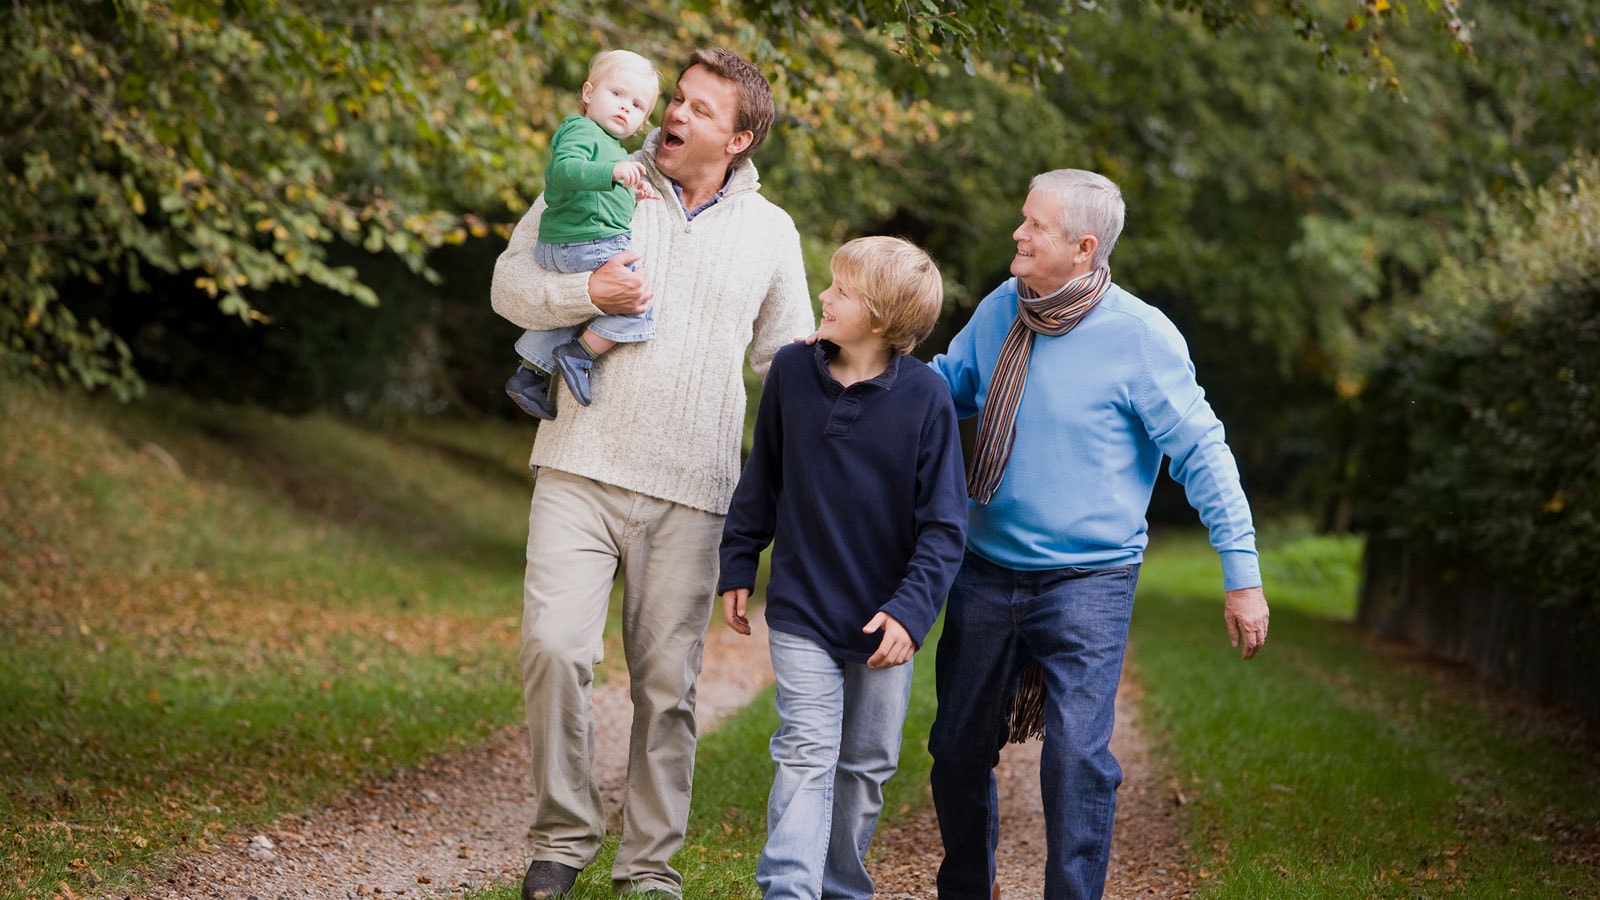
[0,381,541,898]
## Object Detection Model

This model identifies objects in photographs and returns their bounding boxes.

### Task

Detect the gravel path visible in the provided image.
[135,622,1187,898]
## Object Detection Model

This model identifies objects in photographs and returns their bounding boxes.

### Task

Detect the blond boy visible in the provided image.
[718,236,968,899]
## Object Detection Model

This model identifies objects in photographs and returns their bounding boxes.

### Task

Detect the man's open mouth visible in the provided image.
[662,130,686,150]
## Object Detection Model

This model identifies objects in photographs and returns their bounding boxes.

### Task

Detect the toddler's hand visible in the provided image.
[864,612,913,669]
[613,161,647,190]
[633,182,660,202]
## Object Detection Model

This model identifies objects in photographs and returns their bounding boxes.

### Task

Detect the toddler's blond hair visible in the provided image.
[579,49,660,119]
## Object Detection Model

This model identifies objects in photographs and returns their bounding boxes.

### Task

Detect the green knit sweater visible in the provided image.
[536,115,636,245]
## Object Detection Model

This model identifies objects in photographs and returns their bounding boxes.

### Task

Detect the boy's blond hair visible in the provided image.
[580,49,660,117]
[829,236,944,354]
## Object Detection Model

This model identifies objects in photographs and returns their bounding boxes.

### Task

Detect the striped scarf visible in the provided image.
[966,267,1112,504]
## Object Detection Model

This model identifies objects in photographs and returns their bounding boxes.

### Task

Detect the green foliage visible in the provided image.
[959,1,1596,516]
[722,0,1470,79]
[7,0,1596,542]
[4,0,1477,407]
[1,1,549,395]
[1354,155,1600,608]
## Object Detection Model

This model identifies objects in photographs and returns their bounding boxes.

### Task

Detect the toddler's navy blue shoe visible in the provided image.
[506,365,557,420]
[551,341,595,407]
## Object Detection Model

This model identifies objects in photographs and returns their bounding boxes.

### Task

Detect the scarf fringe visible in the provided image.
[1007,662,1048,744]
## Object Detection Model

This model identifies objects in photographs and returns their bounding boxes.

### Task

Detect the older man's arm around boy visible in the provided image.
[718,237,967,900]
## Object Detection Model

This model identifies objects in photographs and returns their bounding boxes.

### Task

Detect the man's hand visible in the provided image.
[864,612,914,669]
[587,251,652,316]
[1224,586,1270,660]
[722,588,752,636]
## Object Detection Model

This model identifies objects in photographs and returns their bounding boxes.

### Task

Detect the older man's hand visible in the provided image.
[1224,586,1270,660]
[588,251,652,316]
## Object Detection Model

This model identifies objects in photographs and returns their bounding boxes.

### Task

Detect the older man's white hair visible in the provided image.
[1029,169,1125,271]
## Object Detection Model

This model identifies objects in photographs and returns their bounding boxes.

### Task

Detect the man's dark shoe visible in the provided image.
[506,365,557,420]
[522,860,581,900]
[551,340,595,407]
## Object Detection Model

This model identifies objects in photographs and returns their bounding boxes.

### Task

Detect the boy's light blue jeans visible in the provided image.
[759,629,914,900]
[515,235,654,373]
[928,554,1140,900]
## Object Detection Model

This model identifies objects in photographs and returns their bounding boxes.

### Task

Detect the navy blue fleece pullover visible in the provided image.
[718,341,968,663]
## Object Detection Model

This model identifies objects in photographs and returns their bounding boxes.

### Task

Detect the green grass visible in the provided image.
[1134,528,1600,898]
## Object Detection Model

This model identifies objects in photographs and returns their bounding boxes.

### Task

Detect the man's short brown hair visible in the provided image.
[683,48,774,169]
[829,236,944,354]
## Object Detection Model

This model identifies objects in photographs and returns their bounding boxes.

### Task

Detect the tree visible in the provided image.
[725,0,1471,81]
[1,1,552,397]
[4,0,1475,400]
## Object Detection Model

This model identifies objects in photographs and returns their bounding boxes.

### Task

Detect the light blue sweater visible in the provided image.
[931,278,1261,590]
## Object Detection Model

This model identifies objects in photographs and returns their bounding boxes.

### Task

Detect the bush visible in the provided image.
[1354,154,1600,609]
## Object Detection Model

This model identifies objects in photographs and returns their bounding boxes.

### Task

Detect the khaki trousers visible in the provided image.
[519,469,724,894]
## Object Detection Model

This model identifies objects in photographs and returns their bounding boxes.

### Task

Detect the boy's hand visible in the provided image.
[863,612,913,669]
[612,160,647,189]
[722,588,752,636]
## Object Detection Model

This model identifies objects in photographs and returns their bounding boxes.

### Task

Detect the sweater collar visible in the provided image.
[813,340,903,392]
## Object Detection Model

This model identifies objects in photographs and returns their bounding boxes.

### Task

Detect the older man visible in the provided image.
[927,169,1270,899]
[489,48,813,900]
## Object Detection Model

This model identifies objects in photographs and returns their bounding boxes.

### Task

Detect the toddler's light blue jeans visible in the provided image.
[515,235,653,373]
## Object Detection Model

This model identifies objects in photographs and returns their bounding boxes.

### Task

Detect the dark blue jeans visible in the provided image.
[929,554,1139,900]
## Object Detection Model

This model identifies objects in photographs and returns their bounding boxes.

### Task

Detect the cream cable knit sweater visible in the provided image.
[490,130,815,515]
